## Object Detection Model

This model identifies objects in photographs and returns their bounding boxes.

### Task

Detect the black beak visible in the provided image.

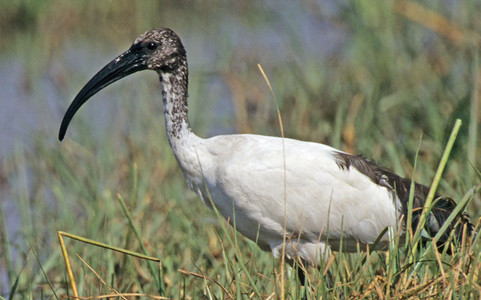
[59,46,148,141]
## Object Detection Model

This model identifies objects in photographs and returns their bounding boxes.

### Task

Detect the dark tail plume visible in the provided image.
[334,152,475,251]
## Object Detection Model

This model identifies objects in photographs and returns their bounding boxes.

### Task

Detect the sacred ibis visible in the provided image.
[59,28,473,272]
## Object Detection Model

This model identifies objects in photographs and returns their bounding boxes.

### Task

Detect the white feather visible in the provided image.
[170,131,398,266]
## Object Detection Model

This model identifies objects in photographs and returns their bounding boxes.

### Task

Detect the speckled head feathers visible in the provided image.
[131,28,187,72]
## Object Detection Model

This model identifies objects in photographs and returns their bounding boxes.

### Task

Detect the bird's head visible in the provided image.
[58,28,186,141]
[133,28,187,72]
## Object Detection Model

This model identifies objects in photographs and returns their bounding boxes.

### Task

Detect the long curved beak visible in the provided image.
[59,46,148,141]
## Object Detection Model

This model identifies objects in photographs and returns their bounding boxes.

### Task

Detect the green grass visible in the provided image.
[1,0,480,298]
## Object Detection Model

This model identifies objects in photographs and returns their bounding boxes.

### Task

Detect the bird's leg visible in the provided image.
[325,269,334,289]
[325,269,347,300]
[292,257,313,299]
[297,265,309,300]
[297,264,306,285]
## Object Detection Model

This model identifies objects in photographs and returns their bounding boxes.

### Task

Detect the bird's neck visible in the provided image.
[159,66,205,189]
[159,65,193,143]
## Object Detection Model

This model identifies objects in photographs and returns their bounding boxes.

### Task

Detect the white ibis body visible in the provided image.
[59,28,472,268]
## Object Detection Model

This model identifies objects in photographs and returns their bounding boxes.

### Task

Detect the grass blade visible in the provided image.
[28,240,60,300]
[410,119,462,260]
[258,64,288,299]
[116,194,165,295]
[7,256,28,300]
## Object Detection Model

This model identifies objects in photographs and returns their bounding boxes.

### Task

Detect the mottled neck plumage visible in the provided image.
[158,59,192,141]
[158,57,203,184]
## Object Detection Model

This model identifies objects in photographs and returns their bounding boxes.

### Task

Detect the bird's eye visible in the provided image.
[147,42,157,50]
